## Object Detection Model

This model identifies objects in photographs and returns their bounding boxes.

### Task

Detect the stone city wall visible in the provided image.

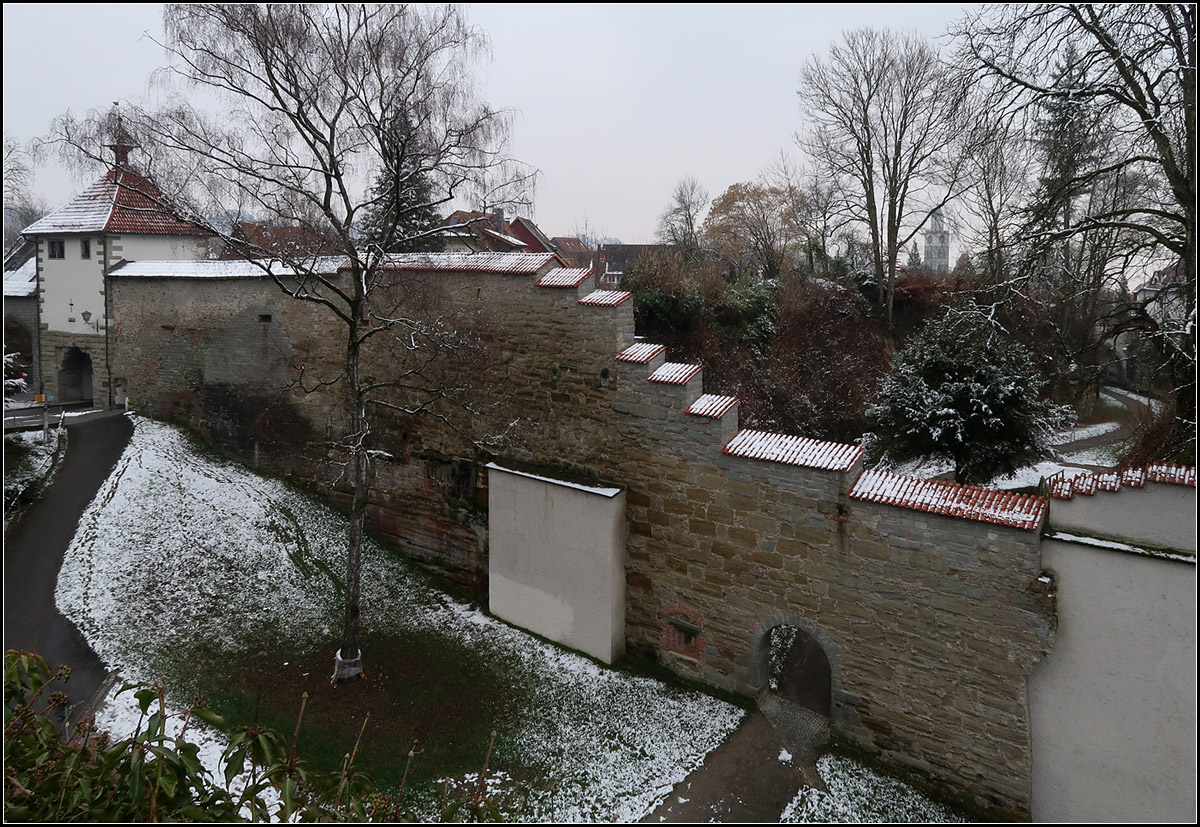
[110,258,1053,817]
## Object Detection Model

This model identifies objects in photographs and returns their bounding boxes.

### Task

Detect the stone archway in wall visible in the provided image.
[57,346,94,403]
[744,615,839,764]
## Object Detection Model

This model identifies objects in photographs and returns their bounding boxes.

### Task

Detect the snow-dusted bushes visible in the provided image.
[863,310,1070,484]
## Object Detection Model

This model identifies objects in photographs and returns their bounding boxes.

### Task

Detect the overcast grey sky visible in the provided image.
[3,3,970,243]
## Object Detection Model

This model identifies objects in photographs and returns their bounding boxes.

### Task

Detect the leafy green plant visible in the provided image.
[4,650,375,821]
[4,650,513,823]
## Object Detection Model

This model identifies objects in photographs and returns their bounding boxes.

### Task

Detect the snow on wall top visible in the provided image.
[108,260,313,279]
[686,394,737,418]
[1049,463,1196,500]
[3,258,37,297]
[24,168,208,237]
[850,469,1047,531]
[722,429,862,472]
[578,290,632,307]
[536,267,592,287]
[370,252,556,274]
[648,362,702,385]
[616,343,666,363]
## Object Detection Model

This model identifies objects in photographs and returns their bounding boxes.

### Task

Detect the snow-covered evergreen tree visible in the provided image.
[863,311,1069,484]
[358,117,446,254]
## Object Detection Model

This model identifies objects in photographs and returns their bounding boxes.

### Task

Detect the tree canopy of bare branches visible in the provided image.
[799,28,971,323]
[81,3,533,678]
[702,182,797,281]
[953,3,1196,461]
[655,176,709,261]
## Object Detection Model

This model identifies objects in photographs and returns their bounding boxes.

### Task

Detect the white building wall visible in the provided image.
[1050,482,1196,552]
[38,233,209,333]
[487,464,626,663]
[1030,533,1196,821]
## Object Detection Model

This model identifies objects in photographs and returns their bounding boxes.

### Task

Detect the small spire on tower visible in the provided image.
[104,102,137,170]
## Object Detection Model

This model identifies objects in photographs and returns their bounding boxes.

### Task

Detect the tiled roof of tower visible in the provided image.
[686,394,737,418]
[1049,464,1196,500]
[723,429,862,472]
[648,362,702,384]
[616,343,666,363]
[23,168,208,237]
[578,290,632,306]
[371,252,555,274]
[850,469,1047,531]
[536,267,592,287]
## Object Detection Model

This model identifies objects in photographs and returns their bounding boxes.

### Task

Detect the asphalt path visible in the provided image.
[4,410,133,718]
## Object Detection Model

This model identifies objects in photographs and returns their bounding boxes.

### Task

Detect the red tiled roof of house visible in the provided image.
[23,168,208,237]
[553,236,590,254]
[851,469,1047,531]
[723,429,862,472]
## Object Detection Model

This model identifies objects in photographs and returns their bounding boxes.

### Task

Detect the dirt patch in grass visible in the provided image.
[191,628,526,803]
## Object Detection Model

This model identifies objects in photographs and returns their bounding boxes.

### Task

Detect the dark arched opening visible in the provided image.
[765,624,832,717]
[58,347,93,403]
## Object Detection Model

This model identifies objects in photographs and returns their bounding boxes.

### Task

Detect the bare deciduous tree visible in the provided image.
[953,3,1196,460]
[4,134,45,254]
[62,4,533,680]
[655,176,709,261]
[702,182,796,281]
[799,28,971,323]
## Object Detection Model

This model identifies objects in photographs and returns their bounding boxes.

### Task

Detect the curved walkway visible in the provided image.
[4,410,133,718]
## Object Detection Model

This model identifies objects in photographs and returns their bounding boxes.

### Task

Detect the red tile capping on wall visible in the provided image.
[615,343,666,363]
[722,428,862,472]
[578,290,632,306]
[1048,463,1196,500]
[535,267,592,287]
[647,362,702,385]
[686,394,738,418]
[850,469,1048,531]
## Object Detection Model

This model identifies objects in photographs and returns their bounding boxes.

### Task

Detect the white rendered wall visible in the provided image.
[1030,537,1196,822]
[38,234,208,333]
[1050,482,1196,552]
[487,464,626,663]
[38,236,107,333]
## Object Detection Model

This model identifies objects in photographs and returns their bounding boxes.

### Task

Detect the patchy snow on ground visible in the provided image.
[890,457,954,480]
[1062,444,1119,467]
[4,427,64,512]
[57,417,742,823]
[1050,420,1121,445]
[780,754,963,823]
[1105,386,1165,414]
[988,460,1087,491]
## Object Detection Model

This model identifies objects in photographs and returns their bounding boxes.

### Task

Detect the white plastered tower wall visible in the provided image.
[25,162,211,406]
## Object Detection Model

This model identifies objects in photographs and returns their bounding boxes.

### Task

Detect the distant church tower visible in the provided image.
[924,208,950,275]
